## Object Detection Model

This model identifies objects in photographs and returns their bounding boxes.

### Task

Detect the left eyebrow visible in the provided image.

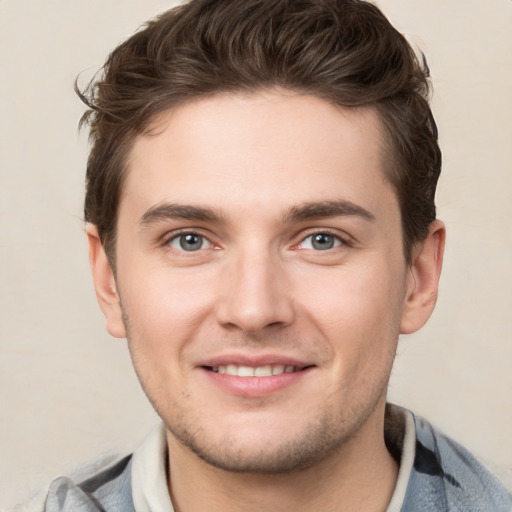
[283,200,376,223]
[139,203,225,226]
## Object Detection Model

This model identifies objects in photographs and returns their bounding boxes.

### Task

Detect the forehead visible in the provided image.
[122,91,396,224]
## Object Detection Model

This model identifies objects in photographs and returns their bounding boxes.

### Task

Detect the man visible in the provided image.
[22,0,512,510]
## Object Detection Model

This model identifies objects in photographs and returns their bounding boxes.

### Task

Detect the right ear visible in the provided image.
[86,224,127,338]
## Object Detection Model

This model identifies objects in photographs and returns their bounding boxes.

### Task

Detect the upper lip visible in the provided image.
[199,354,313,370]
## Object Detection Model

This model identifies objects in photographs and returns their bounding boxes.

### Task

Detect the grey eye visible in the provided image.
[301,233,342,250]
[170,233,208,251]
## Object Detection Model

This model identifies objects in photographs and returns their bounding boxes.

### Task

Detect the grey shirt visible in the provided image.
[17,405,512,512]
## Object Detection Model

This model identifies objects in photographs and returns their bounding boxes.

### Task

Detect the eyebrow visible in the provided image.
[283,200,375,223]
[139,199,374,227]
[140,203,224,226]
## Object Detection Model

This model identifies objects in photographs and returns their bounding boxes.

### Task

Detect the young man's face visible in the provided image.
[91,91,439,472]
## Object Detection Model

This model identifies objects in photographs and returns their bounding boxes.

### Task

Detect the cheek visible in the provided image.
[296,261,406,352]
[120,262,215,329]
[120,271,209,399]
[118,272,216,388]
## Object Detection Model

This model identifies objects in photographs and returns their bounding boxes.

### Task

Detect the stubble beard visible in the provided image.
[167,410,352,474]
[121,309,394,476]
[159,383,388,475]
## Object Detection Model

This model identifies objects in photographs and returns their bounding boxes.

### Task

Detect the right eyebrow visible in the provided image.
[139,203,224,226]
[283,199,376,224]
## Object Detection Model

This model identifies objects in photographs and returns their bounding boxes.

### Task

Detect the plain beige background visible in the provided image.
[1,0,511,508]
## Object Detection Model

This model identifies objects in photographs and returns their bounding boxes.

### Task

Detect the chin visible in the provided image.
[166,411,357,474]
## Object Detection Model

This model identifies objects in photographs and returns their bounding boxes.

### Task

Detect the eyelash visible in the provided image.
[296,230,349,251]
[163,229,350,253]
[165,231,216,252]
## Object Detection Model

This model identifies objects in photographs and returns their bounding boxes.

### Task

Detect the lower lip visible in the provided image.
[201,367,312,398]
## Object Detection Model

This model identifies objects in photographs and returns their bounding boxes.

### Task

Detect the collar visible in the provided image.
[130,404,416,512]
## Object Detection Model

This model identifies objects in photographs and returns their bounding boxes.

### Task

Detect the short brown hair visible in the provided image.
[77,0,441,263]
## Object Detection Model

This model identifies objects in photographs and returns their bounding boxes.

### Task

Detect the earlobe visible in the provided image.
[86,224,127,339]
[400,220,446,334]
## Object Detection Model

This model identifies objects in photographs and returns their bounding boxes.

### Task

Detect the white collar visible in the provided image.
[385,406,416,512]
[130,406,416,512]
[131,423,174,512]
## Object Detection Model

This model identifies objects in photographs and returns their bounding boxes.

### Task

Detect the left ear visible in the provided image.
[400,220,446,334]
[87,223,127,339]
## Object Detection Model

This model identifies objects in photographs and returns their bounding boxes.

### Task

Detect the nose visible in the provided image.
[215,248,295,335]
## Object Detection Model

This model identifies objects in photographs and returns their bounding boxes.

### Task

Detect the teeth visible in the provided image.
[213,364,298,377]
[255,365,272,377]
[238,365,255,377]
[272,365,284,375]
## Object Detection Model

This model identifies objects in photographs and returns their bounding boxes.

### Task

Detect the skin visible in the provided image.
[88,91,445,511]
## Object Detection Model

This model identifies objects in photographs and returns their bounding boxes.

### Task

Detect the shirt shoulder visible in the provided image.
[403,413,512,512]
[19,454,135,512]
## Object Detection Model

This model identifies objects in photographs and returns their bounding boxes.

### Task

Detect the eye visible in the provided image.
[300,232,343,251]
[168,233,211,252]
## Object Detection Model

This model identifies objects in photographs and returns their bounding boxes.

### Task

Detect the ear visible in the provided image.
[86,224,127,338]
[400,220,446,334]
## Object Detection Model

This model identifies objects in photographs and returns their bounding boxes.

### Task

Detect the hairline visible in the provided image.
[103,88,419,269]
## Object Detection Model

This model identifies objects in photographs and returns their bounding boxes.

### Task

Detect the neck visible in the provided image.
[166,404,399,512]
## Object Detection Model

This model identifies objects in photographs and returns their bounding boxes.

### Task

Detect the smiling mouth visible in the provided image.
[205,364,309,377]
